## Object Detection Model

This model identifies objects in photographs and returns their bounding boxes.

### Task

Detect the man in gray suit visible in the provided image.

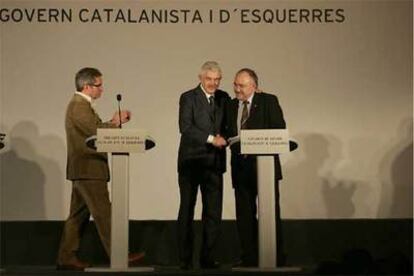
[177,61,230,269]
[57,67,140,270]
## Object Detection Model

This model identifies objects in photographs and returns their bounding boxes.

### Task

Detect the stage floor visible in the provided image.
[1,265,312,276]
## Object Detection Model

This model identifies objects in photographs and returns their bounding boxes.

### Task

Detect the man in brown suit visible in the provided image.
[57,67,141,270]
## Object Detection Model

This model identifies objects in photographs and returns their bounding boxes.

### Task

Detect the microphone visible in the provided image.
[116,94,122,129]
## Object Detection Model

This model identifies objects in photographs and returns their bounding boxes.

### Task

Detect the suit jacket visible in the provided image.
[225,92,286,180]
[65,94,114,181]
[178,85,230,173]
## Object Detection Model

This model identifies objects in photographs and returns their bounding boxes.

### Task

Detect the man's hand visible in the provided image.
[212,135,227,148]
[119,110,131,123]
[111,110,131,127]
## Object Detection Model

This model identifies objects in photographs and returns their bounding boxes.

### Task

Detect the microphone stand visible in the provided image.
[117,94,122,129]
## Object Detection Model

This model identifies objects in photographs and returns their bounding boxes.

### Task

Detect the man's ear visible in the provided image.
[82,85,90,96]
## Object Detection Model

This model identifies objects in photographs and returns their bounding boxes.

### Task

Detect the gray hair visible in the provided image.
[75,67,102,92]
[236,68,258,87]
[200,61,222,76]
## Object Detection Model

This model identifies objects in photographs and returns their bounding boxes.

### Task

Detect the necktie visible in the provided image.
[208,96,216,122]
[241,101,249,129]
[209,95,215,108]
[209,96,215,121]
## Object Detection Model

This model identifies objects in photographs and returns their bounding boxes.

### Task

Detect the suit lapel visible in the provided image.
[195,86,215,122]
[246,93,259,128]
[230,99,239,135]
[195,85,210,107]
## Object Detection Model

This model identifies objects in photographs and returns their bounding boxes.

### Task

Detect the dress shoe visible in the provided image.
[233,259,257,267]
[200,260,221,269]
[56,258,90,271]
[179,261,192,270]
[128,252,145,264]
[233,259,243,267]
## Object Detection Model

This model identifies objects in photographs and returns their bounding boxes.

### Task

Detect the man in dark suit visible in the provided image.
[57,67,142,270]
[177,61,230,269]
[225,68,286,267]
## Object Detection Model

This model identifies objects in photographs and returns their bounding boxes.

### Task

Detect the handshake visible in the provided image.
[212,135,227,148]
[212,134,240,148]
[212,135,239,148]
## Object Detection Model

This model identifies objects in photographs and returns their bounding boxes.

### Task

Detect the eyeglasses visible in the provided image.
[89,83,103,88]
[234,83,249,89]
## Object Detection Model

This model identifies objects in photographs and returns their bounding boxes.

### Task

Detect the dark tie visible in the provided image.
[241,101,249,129]
[208,96,214,115]
[209,95,214,107]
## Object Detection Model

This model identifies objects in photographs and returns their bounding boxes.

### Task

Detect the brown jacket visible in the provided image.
[65,94,114,181]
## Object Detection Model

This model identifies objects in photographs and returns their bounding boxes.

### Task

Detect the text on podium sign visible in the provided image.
[97,129,147,153]
[240,129,289,154]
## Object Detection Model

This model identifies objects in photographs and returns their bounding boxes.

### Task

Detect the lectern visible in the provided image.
[85,129,155,272]
[234,129,300,272]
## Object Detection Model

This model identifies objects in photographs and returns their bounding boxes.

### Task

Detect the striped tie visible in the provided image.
[241,101,249,129]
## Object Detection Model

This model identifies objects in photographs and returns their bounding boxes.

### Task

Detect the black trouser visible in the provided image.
[231,155,284,266]
[177,165,223,265]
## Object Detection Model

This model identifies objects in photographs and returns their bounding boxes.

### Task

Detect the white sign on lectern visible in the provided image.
[97,128,147,153]
[241,129,289,154]
[87,128,153,273]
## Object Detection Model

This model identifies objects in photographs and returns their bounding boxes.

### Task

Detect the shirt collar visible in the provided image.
[239,92,255,105]
[75,91,92,103]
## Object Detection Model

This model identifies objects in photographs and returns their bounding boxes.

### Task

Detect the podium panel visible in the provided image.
[257,156,277,268]
[111,153,129,269]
